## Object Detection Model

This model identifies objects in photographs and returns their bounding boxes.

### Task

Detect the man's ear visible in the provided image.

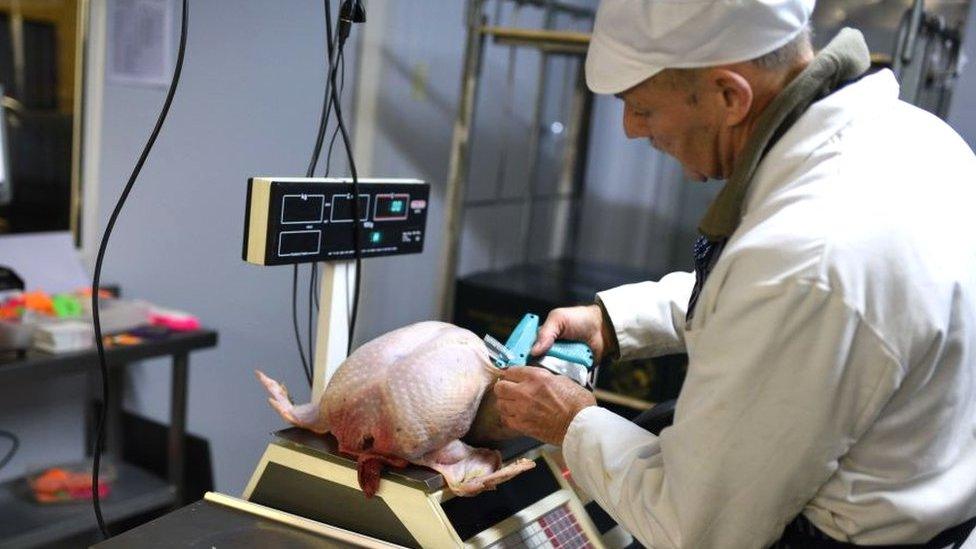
[707,68,753,126]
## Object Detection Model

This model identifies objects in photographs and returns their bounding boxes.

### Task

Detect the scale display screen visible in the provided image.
[374,193,410,221]
[278,230,321,256]
[330,194,370,222]
[281,194,324,224]
[243,178,429,266]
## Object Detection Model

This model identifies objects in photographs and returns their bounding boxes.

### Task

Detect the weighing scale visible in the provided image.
[241,428,605,548]
[241,177,615,548]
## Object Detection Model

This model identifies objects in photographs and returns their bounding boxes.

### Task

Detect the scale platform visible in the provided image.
[242,427,610,548]
[257,427,542,491]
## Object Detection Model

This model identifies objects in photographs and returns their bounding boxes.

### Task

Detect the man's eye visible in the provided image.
[624,102,651,118]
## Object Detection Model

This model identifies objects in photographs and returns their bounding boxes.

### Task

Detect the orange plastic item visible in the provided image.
[0,306,19,320]
[75,287,115,299]
[113,334,143,345]
[22,291,54,315]
[102,334,143,347]
[32,468,70,492]
[28,465,112,503]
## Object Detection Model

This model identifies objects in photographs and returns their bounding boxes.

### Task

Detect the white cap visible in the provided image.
[585,0,816,95]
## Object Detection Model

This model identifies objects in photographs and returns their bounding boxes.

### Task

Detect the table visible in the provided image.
[92,498,361,549]
[0,328,218,548]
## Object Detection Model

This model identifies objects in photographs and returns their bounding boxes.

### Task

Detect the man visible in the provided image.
[493,0,976,547]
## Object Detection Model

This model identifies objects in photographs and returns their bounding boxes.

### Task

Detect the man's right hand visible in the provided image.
[531,304,618,363]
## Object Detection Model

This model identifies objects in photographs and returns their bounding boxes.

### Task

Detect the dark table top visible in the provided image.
[0,328,218,382]
[93,499,351,549]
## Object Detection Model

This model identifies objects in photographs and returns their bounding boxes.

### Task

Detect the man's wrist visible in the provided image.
[593,300,620,361]
[559,398,597,446]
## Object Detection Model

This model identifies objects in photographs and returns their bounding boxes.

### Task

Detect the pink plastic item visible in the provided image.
[150,308,200,331]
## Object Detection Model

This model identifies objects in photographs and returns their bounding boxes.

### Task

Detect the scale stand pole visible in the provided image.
[311,260,356,404]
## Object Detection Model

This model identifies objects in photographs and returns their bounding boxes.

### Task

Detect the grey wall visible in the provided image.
[91,0,358,493]
[349,0,465,343]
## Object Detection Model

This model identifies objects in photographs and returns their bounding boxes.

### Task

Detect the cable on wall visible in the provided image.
[294,0,342,387]
[89,0,189,538]
[0,430,19,472]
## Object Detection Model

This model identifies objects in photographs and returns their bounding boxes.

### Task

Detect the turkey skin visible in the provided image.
[257,321,533,497]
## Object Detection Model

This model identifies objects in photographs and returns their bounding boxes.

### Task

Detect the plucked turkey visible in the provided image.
[257,321,534,497]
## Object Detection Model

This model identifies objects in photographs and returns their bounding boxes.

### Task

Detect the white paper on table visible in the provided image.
[106,0,174,88]
[0,232,90,293]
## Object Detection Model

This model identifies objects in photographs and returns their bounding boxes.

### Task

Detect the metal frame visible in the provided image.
[71,0,90,245]
[437,0,596,320]
[438,0,488,321]
[891,0,966,119]
[0,0,90,242]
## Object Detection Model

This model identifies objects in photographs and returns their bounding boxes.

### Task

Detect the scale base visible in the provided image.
[241,428,612,548]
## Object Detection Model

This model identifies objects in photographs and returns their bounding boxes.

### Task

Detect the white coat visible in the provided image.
[563,69,976,547]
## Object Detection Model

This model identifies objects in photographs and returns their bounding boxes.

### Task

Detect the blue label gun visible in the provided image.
[483,313,596,388]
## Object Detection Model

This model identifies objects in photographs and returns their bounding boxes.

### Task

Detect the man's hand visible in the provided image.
[494,367,597,446]
[532,304,618,362]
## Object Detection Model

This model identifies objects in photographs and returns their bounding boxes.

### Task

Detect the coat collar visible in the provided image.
[741,69,901,220]
[698,28,872,240]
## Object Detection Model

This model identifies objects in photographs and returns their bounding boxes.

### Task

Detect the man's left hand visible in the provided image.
[493,367,597,446]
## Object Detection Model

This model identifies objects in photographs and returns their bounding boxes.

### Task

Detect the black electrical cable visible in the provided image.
[89,0,188,538]
[323,52,346,178]
[308,263,317,384]
[309,260,316,306]
[0,430,18,472]
[310,38,345,326]
[329,2,364,354]
[307,263,314,377]
[320,51,345,327]
[312,262,320,312]
[292,265,312,385]
[294,0,341,385]
[303,1,360,356]
[324,53,346,325]
[309,55,346,322]
[294,0,360,379]
[306,0,337,178]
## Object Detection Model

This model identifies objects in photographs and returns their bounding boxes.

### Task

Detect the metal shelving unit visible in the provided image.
[436,1,683,415]
[0,463,172,548]
[0,329,218,548]
[811,0,972,120]
[481,26,590,54]
[437,0,597,320]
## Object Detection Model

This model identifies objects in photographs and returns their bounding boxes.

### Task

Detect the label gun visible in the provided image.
[483,313,596,389]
